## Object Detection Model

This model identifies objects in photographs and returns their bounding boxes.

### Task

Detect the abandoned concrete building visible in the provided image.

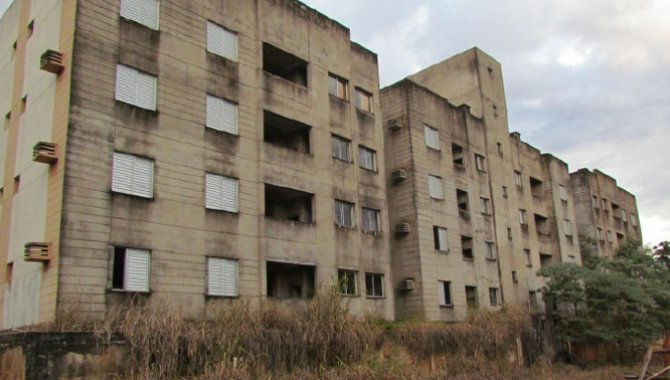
[0,0,640,327]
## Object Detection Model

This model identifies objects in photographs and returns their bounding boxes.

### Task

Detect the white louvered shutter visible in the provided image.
[206,173,239,212]
[208,258,238,296]
[437,227,448,251]
[112,153,134,194]
[120,0,160,30]
[221,29,238,61]
[206,96,238,134]
[559,185,567,201]
[115,65,137,105]
[124,248,150,292]
[132,156,154,198]
[135,71,157,110]
[428,175,443,199]
[207,22,238,61]
[424,125,439,150]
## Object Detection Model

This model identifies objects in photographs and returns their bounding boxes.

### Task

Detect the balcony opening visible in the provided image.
[263,111,311,153]
[267,261,315,299]
[264,184,314,223]
[461,235,473,259]
[263,43,308,87]
[452,143,465,168]
[539,253,552,268]
[457,189,470,219]
[529,176,543,198]
[534,214,550,236]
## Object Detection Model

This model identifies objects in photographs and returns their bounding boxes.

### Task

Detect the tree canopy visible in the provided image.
[540,239,670,346]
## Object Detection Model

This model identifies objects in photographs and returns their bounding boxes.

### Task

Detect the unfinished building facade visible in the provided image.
[381,49,582,321]
[570,169,642,258]
[0,0,393,328]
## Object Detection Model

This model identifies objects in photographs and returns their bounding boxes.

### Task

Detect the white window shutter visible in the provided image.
[124,248,150,292]
[438,281,446,305]
[208,258,238,296]
[207,22,238,61]
[206,95,238,135]
[120,0,160,30]
[120,0,141,25]
[221,29,238,61]
[438,228,448,250]
[135,71,157,110]
[429,176,443,199]
[115,65,137,105]
[559,185,567,201]
[132,156,154,198]
[206,173,239,212]
[220,99,238,135]
[112,153,134,194]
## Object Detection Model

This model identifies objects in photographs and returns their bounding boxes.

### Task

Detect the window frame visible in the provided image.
[428,175,445,200]
[485,241,496,261]
[474,154,486,172]
[489,287,500,306]
[338,269,358,296]
[331,134,352,162]
[358,145,377,172]
[205,172,240,213]
[115,64,157,111]
[365,272,384,298]
[206,257,239,297]
[465,286,478,309]
[361,207,381,233]
[524,248,532,267]
[111,247,151,293]
[120,0,160,30]
[206,21,238,61]
[328,73,349,101]
[354,87,373,113]
[433,226,449,252]
[206,94,238,135]
[480,197,491,215]
[334,199,355,228]
[519,209,528,225]
[438,280,453,307]
[514,171,523,188]
[111,152,154,198]
[424,125,440,151]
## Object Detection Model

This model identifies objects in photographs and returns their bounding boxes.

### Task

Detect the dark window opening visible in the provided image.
[263,43,308,87]
[530,176,543,198]
[465,286,478,309]
[264,184,314,223]
[462,235,473,259]
[457,189,470,218]
[112,247,126,289]
[539,253,552,268]
[535,214,549,236]
[263,110,311,153]
[452,143,465,168]
[266,261,315,299]
[338,269,357,295]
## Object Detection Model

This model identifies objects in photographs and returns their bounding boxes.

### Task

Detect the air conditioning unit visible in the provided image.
[399,278,415,291]
[24,242,52,263]
[391,169,407,184]
[32,141,58,164]
[40,49,64,75]
[395,222,411,235]
[387,118,402,131]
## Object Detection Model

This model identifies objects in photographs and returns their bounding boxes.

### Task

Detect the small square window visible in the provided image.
[354,87,373,113]
[439,281,452,306]
[365,273,384,297]
[485,242,496,260]
[111,152,154,198]
[338,269,358,296]
[206,95,238,135]
[328,73,349,100]
[206,21,238,61]
[331,135,352,162]
[205,173,239,213]
[207,257,238,297]
[115,64,157,111]
[334,199,355,227]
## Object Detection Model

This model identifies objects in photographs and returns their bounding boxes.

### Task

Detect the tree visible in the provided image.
[540,239,670,348]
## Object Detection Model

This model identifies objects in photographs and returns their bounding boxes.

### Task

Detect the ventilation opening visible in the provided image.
[266,261,315,299]
[264,184,314,223]
[452,143,464,168]
[263,43,308,87]
[461,235,473,259]
[263,111,311,153]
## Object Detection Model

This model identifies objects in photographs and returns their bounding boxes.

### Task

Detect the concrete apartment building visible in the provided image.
[570,168,642,258]
[381,49,582,321]
[0,0,393,328]
[0,1,641,327]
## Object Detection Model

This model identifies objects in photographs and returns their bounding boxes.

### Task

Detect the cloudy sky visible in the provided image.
[1,1,668,246]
